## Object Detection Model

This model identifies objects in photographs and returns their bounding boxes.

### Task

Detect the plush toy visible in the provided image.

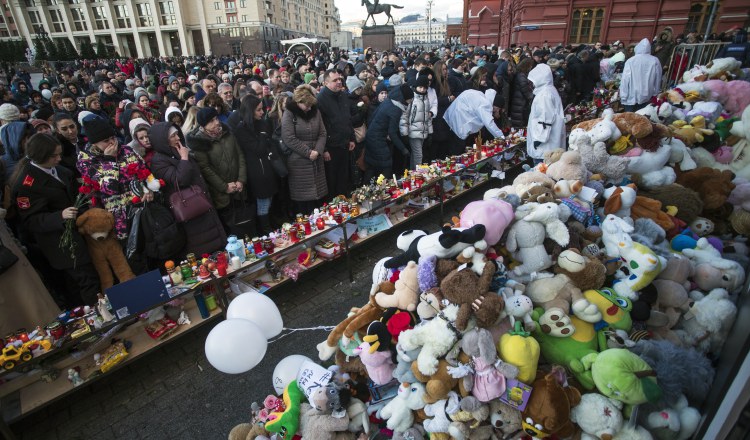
[449,328,518,402]
[228,401,272,440]
[525,249,605,329]
[391,426,425,440]
[665,137,697,171]
[353,341,394,385]
[521,183,557,205]
[637,184,703,226]
[552,179,583,199]
[624,144,676,189]
[674,288,737,356]
[604,184,637,218]
[459,199,515,247]
[439,259,503,331]
[423,391,461,437]
[500,286,535,332]
[543,148,565,165]
[613,424,656,440]
[701,79,750,117]
[576,112,653,140]
[683,239,746,294]
[590,109,624,144]
[569,128,629,183]
[602,214,634,258]
[416,287,444,321]
[583,348,662,406]
[645,394,701,440]
[399,303,461,375]
[628,218,672,261]
[521,368,581,439]
[379,382,426,433]
[410,359,462,404]
[545,150,588,182]
[385,225,487,269]
[675,167,736,211]
[374,261,419,312]
[498,321,540,383]
[503,171,557,197]
[630,194,677,233]
[265,380,305,439]
[300,384,354,440]
[728,178,750,235]
[506,202,570,277]
[392,343,421,383]
[611,236,666,300]
[488,400,523,440]
[570,393,625,440]
[691,105,750,180]
[76,208,135,292]
[447,396,492,440]
[669,117,714,146]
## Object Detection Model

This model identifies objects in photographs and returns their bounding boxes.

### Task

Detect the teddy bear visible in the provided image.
[701,79,750,117]
[506,202,570,278]
[690,105,750,180]
[590,109,624,144]
[521,368,581,439]
[570,393,625,440]
[398,303,462,375]
[624,143,676,189]
[665,137,697,171]
[520,183,556,205]
[569,128,629,183]
[379,382,427,433]
[76,207,135,292]
[728,177,750,235]
[683,239,746,294]
[504,171,557,198]
[604,184,637,218]
[674,288,737,356]
[448,328,518,402]
[545,150,588,182]
[576,112,654,140]
[525,249,606,332]
[645,394,701,440]
[447,396,493,440]
[410,359,463,404]
[439,258,504,331]
[543,148,564,165]
[637,184,704,226]
[488,400,523,440]
[374,261,419,312]
[423,391,461,438]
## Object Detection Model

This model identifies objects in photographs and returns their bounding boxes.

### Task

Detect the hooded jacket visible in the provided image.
[0,121,31,180]
[227,111,279,199]
[127,118,154,166]
[620,38,662,106]
[364,89,409,169]
[443,89,504,140]
[526,64,566,160]
[187,124,247,210]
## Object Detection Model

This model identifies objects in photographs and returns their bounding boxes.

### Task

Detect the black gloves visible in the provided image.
[533,141,541,148]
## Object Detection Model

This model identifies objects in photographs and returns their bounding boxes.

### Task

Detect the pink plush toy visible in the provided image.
[460,199,515,246]
[728,178,750,212]
[354,342,395,385]
[702,80,750,117]
[712,146,734,164]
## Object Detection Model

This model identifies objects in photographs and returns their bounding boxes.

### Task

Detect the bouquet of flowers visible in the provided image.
[124,162,164,204]
[59,177,98,262]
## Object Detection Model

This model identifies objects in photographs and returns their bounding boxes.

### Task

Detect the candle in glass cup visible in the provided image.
[252,237,263,254]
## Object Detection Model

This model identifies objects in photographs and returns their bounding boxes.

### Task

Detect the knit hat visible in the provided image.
[354,63,367,76]
[168,76,178,85]
[400,84,414,102]
[181,90,195,100]
[188,75,198,82]
[134,87,148,100]
[415,76,430,89]
[83,117,115,144]
[129,117,151,137]
[34,106,55,121]
[196,107,218,127]
[470,66,480,76]
[77,111,94,126]
[304,72,316,84]
[41,89,52,100]
[0,103,20,121]
[380,66,395,79]
[375,81,387,94]
[346,76,364,92]
[388,74,403,88]
[147,85,157,94]
[29,118,51,131]
[125,79,135,87]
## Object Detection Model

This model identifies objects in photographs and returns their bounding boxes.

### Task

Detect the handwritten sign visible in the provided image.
[295,360,333,399]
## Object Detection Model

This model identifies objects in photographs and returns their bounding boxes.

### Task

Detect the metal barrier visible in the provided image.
[663,42,729,90]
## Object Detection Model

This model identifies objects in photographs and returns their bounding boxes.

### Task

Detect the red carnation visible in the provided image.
[158,179,165,186]
[82,176,94,185]
[78,185,92,194]
[91,181,101,191]
[137,168,151,180]
[125,163,139,176]
[132,196,142,204]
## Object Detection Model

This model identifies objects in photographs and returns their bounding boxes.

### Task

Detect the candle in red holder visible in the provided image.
[328,205,337,216]
[217,263,228,276]
[415,175,424,187]
[296,227,306,240]
[403,178,411,190]
[316,217,325,230]
[334,212,343,224]
[252,237,263,254]
[16,329,29,343]
[262,237,275,254]
[303,216,312,235]
[290,225,299,243]
[216,252,228,266]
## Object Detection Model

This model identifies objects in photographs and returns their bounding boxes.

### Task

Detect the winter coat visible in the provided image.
[281,101,328,202]
[0,122,30,182]
[444,89,504,140]
[620,39,662,106]
[400,92,433,139]
[570,57,600,101]
[227,111,279,200]
[365,97,408,169]
[188,125,247,210]
[448,68,469,96]
[148,122,226,257]
[316,87,355,149]
[510,72,534,127]
[76,143,145,240]
[526,64,566,160]
[431,81,453,143]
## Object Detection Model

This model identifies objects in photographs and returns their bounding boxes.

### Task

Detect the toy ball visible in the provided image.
[205,318,267,374]
[227,292,284,339]
[460,199,515,246]
[272,354,313,395]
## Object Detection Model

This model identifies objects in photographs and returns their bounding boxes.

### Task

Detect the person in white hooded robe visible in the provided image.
[620,38,662,112]
[443,88,505,143]
[526,63,566,163]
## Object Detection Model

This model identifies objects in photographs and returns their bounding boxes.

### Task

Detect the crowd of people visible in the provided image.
[0,26,746,314]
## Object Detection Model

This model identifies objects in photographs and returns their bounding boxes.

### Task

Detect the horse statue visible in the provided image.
[362,0,403,26]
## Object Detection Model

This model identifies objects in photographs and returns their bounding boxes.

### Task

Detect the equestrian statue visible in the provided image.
[362,0,403,27]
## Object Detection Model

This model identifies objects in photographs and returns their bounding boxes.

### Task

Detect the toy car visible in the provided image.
[1,344,33,370]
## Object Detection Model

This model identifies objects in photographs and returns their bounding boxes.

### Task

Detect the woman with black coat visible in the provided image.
[509,58,535,128]
[227,94,279,234]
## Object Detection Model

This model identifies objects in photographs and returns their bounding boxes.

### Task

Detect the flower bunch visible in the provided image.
[59,178,96,263]
[124,162,163,204]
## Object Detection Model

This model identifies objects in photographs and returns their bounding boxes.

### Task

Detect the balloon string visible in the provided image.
[268,326,335,344]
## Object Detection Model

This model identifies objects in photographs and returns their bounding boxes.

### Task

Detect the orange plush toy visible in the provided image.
[76,208,135,292]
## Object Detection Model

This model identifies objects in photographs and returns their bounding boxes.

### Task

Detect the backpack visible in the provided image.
[140,200,186,260]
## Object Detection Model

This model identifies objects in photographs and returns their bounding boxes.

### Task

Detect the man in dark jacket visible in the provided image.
[447,58,469,96]
[569,50,600,103]
[363,84,412,183]
[716,29,750,68]
[316,69,355,197]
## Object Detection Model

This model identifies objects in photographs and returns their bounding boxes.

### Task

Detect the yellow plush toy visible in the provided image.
[669,117,714,146]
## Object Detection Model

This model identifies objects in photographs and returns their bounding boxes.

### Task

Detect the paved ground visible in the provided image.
[9,179,501,440]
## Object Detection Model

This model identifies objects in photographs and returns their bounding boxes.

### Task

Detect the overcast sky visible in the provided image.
[335,0,463,24]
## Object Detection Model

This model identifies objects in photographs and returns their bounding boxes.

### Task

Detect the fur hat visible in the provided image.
[293,84,317,107]
[547,58,562,69]
[83,117,115,144]
[196,107,218,127]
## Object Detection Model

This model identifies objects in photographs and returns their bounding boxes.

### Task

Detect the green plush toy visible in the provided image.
[582,348,662,406]
[583,288,633,350]
[531,307,598,390]
[265,380,306,439]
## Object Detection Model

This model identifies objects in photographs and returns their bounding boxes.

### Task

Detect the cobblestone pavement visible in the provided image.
[8,179,505,440]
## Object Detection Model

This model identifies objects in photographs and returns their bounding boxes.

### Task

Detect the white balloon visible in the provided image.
[272,354,313,395]
[227,292,284,339]
[205,318,267,374]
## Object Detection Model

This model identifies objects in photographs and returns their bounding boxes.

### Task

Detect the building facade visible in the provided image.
[340,21,364,38]
[0,0,340,58]
[394,15,447,47]
[464,0,749,48]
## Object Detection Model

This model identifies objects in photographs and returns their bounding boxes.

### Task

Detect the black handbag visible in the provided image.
[0,236,19,276]
[264,133,289,178]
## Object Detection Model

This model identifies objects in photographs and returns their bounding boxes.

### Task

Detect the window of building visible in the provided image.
[229,27,240,37]
[115,4,131,28]
[92,6,108,30]
[228,14,237,23]
[137,3,153,26]
[214,2,220,9]
[70,8,87,31]
[49,9,66,32]
[225,0,236,11]
[159,1,176,25]
[28,10,43,33]
[686,2,718,35]
[216,16,222,24]
[569,8,604,44]
[24,0,36,6]
[242,14,247,21]
[240,0,246,7]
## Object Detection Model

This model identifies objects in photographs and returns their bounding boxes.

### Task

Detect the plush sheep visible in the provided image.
[570,393,625,440]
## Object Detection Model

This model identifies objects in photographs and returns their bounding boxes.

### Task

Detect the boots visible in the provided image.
[257,214,272,236]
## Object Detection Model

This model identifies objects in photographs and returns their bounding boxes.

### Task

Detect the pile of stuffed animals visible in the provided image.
[229,70,749,440]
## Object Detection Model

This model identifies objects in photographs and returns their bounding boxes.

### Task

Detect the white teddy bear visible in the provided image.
[398,303,462,375]
[506,202,571,278]
[570,393,624,440]
[624,143,677,188]
[588,109,622,145]
[674,288,737,355]
[379,382,427,433]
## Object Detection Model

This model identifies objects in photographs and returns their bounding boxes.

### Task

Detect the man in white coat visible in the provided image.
[620,38,662,112]
[444,88,505,144]
[527,63,566,163]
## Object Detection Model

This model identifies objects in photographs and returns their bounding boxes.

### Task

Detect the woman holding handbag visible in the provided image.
[188,108,254,237]
[282,85,328,215]
[227,95,279,234]
[148,121,226,257]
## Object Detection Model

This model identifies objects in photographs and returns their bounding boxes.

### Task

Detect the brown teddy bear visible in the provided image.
[576,112,653,139]
[637,183,704,225]
[675,167,736,210]
[410,359,461,404]
[76,208,135,293]
[637,122,672,152]
[439,256,504,331]
[521,183,556,204]
[521,368,581,439]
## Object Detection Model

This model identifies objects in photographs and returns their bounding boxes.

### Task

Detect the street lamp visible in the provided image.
[426,0,433,48]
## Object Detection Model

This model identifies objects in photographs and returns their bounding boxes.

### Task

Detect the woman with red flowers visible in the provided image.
[9,133,101,306]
